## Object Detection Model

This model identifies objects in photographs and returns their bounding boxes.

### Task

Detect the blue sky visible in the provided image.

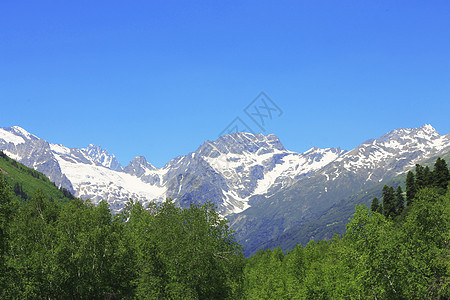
[1,1,449,167]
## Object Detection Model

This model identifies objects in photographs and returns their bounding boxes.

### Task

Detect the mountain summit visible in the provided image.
[83,144,123,172]
[197,132,286,157]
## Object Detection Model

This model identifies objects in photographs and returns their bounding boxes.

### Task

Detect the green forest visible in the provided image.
[0,154,449,299]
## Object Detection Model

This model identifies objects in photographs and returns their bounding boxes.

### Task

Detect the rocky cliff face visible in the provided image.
[84,144,123,172]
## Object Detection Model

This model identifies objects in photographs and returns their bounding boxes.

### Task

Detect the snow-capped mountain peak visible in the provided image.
[199,132,286,157]
[420,123,438,134]
[0,126,39,147]
[0,128,26,146]
[189,134,346,214]
[123,156,156,176]
[326,124,450,184]
[83,144,123,171]
[377,124,440,143]
[10,126,39,140]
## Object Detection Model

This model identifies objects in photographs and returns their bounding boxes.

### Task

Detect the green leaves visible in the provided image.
[2,192,244,298]
[433,157,450,191]
[7,190,59,298]
[406,170,416,206]
[0,175,14,295]
[382,184,396,218]
[51,199,130,298]
[129,199,244,299]
[243,189,450,299]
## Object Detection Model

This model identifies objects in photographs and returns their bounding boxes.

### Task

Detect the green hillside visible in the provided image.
[0,151,74,204]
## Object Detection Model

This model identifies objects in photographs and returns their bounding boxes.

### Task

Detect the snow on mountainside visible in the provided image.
[324,124,450,183]
[49,143,166,212]
[0,125,449,217]
[199,133,345,213]
[83,144,123,171]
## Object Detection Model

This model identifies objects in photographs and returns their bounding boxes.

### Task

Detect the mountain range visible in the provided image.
[1,124,449,255]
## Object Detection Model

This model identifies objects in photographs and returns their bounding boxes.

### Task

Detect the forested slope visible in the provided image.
[0,154,448,299]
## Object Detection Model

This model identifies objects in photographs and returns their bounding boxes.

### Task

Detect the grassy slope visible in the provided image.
[0,151,74,204]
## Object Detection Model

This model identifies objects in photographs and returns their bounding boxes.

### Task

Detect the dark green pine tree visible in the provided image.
[394,186,405,216]
[415,164,425,189]
[405,170,416,206]
[432,157,450,191]
[382,185,396,218]
[13,182,27,200]
[13,182,20,196]
[423,166,432,186]
[370,197,380,213]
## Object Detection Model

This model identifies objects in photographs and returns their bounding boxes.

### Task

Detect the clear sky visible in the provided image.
[1,1,449,167]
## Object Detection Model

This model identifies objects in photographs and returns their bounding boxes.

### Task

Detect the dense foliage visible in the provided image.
[0,179,244,298]
[0,156,449,299]
[244,158,450,299]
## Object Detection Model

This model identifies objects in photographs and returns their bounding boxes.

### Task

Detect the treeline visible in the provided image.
[0,178,244,299]
[243,158,449,299]
[0,158,449,299]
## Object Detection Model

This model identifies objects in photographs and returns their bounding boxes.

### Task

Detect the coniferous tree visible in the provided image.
[405,171,416,206]
[13,182,20,196]
[382,185,395,218]
[415,164,425,189]
[432,157,449,191]
[395,186,405,216]
[371,197,380,213]
[423,166,432,186]
[13,182,27,200]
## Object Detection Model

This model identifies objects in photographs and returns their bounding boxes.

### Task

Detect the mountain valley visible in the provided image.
[1,124,449,254]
